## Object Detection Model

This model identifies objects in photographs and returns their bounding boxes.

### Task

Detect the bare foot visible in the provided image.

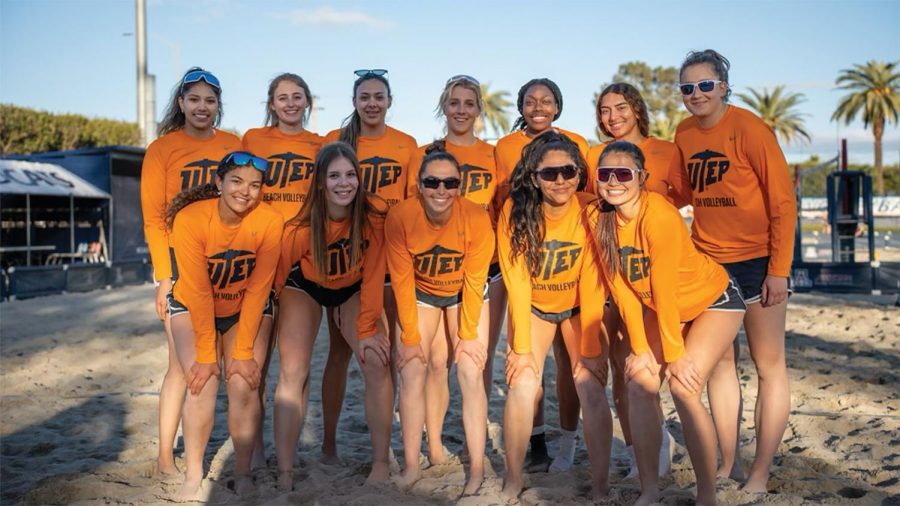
[634,491,660,506]
[233,474,255,497]
[462,470,484,496]
[741,477,769,494]
[276,470,293,491]
[156,457,179,477]
[320,451,342,466]
[365,461,391,484]
[718,461,745,481]
[591,481,609,502]
[394,468,420,491]
[429,449,448,466]
[500,473,524,501]
[172,476,204,502]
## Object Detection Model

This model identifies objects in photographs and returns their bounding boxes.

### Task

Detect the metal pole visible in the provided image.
[26,194,31,266]
[136,0,148,146]
[70,194,75,254]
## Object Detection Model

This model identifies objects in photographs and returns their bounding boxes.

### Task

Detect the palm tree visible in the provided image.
[476,82,513,140]
[831,60,900,195]
[649,110,689,141]
[736,86,811,145]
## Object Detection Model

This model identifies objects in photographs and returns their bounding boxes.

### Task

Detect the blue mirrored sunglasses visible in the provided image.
[354,68,388,78]
[181,70,221,94]
[222,151,269,172]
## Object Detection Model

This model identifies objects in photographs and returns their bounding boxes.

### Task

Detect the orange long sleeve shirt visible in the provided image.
[497,193,606,357]
[494,127,592,206]
[171,198,284,364]
[241,127,324,220]
[407,139,498,212]
[385,196,494,346]
[141,129,242,281]
[587,137,687,206]
[675,105,797,277]
[603,192,729,363]
[274,196,388,338]
[324,126,418,208]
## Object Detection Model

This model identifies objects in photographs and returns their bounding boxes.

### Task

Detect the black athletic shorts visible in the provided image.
[284,265,361,308]
[487,262,502,284]
[167,291,275,335]
[705,277,747,313]
[415,283,489,309]
[531,305,580,323]
[721,256,793,304]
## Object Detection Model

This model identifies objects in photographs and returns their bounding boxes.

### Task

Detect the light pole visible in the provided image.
[136,0,149,146]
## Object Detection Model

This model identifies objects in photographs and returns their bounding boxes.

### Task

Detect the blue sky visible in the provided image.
[2,0,898,164]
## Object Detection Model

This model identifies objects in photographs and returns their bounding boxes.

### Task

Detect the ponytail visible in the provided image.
[166,184,219,229]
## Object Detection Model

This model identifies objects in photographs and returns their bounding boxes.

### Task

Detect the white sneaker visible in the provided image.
[624,445,639,480]
[658,425,675,478]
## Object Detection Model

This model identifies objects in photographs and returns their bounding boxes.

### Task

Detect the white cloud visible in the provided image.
[283,6,392,29]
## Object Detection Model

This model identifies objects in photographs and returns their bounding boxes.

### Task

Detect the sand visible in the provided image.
[1,285,898,505]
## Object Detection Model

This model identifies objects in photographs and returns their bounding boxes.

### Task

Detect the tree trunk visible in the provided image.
[874,116,884,196]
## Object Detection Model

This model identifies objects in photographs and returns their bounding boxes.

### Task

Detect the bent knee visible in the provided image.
[626,374,660,399]
[360,358,390,379]
[456,359,483,386]
[668,378,702,403]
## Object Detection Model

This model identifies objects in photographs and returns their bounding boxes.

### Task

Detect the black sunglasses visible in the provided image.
[421,176,461,190]
[679,79,722,96]
[597,166,640,183]
[534,165,579,182]
[354,69,388,79]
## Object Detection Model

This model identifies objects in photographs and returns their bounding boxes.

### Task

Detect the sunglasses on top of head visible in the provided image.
[421,176,461,190]
[535,165,579,182]
[354,69,388,79]
[446,74,480,86]
[222,151,270,172]
[181,70,221,94]
[596,166,641,183]
[679,79,722,96]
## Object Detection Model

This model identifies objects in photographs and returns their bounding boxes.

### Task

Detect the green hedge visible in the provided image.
[0,104,141,155]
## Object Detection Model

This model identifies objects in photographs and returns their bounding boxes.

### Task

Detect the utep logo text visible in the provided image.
[686,150,729,193]
[458,164,493,195]
[539,240,582,281]
[265,152,314,189]
[360,156,401,194]
[181,159,219,189]
[619,246,649,283]
[208,250,255,289]
[414,245,464,277]
[327,238,368,277]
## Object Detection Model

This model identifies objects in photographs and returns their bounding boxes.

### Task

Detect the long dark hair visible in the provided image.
[165,151,260,228]
[265,72,314,127]
[287,142,386,278]
[158,66,223,136]
[596,82,650,138]
[594,140,648,280]
[511,78,564,132]
[339,75,392,149]
[507,131,587,276]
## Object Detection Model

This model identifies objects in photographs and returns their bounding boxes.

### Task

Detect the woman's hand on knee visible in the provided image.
[358,331,391,367]
[575,355,609,385]
[666,353,702,394]
[227,358,261,390]
[396,341,426,370]
[454,338,486,371]
[624,351,659,382]
[154,278,172,321]
[760,275,788,307]
[505,350,538,386]
[186,361,220,395]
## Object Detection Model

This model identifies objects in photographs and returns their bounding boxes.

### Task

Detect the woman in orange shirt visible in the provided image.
[589,82,686,480]
[140,67,241,477]
[164,151,283,499]
[494,77,588,473]
[498,131,612,501]
[594,141,746,506]
[319,70,418,463]
[242,73,324,220]
[273,141,391,487]
[410,75,508,423]
[675,49,796,492]
[388,147,493,495]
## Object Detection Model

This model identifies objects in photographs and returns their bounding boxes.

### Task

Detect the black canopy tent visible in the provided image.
[0,159,111,267]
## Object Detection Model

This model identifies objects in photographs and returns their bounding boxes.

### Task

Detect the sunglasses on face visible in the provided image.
[446,74,480,86]
[222,151,269,172]
[181,70,221,94]
[535,165,579,182]
[597,166,640,183]
[354,68,388,78]
[679,79,722,96]
[421,176,461,190]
